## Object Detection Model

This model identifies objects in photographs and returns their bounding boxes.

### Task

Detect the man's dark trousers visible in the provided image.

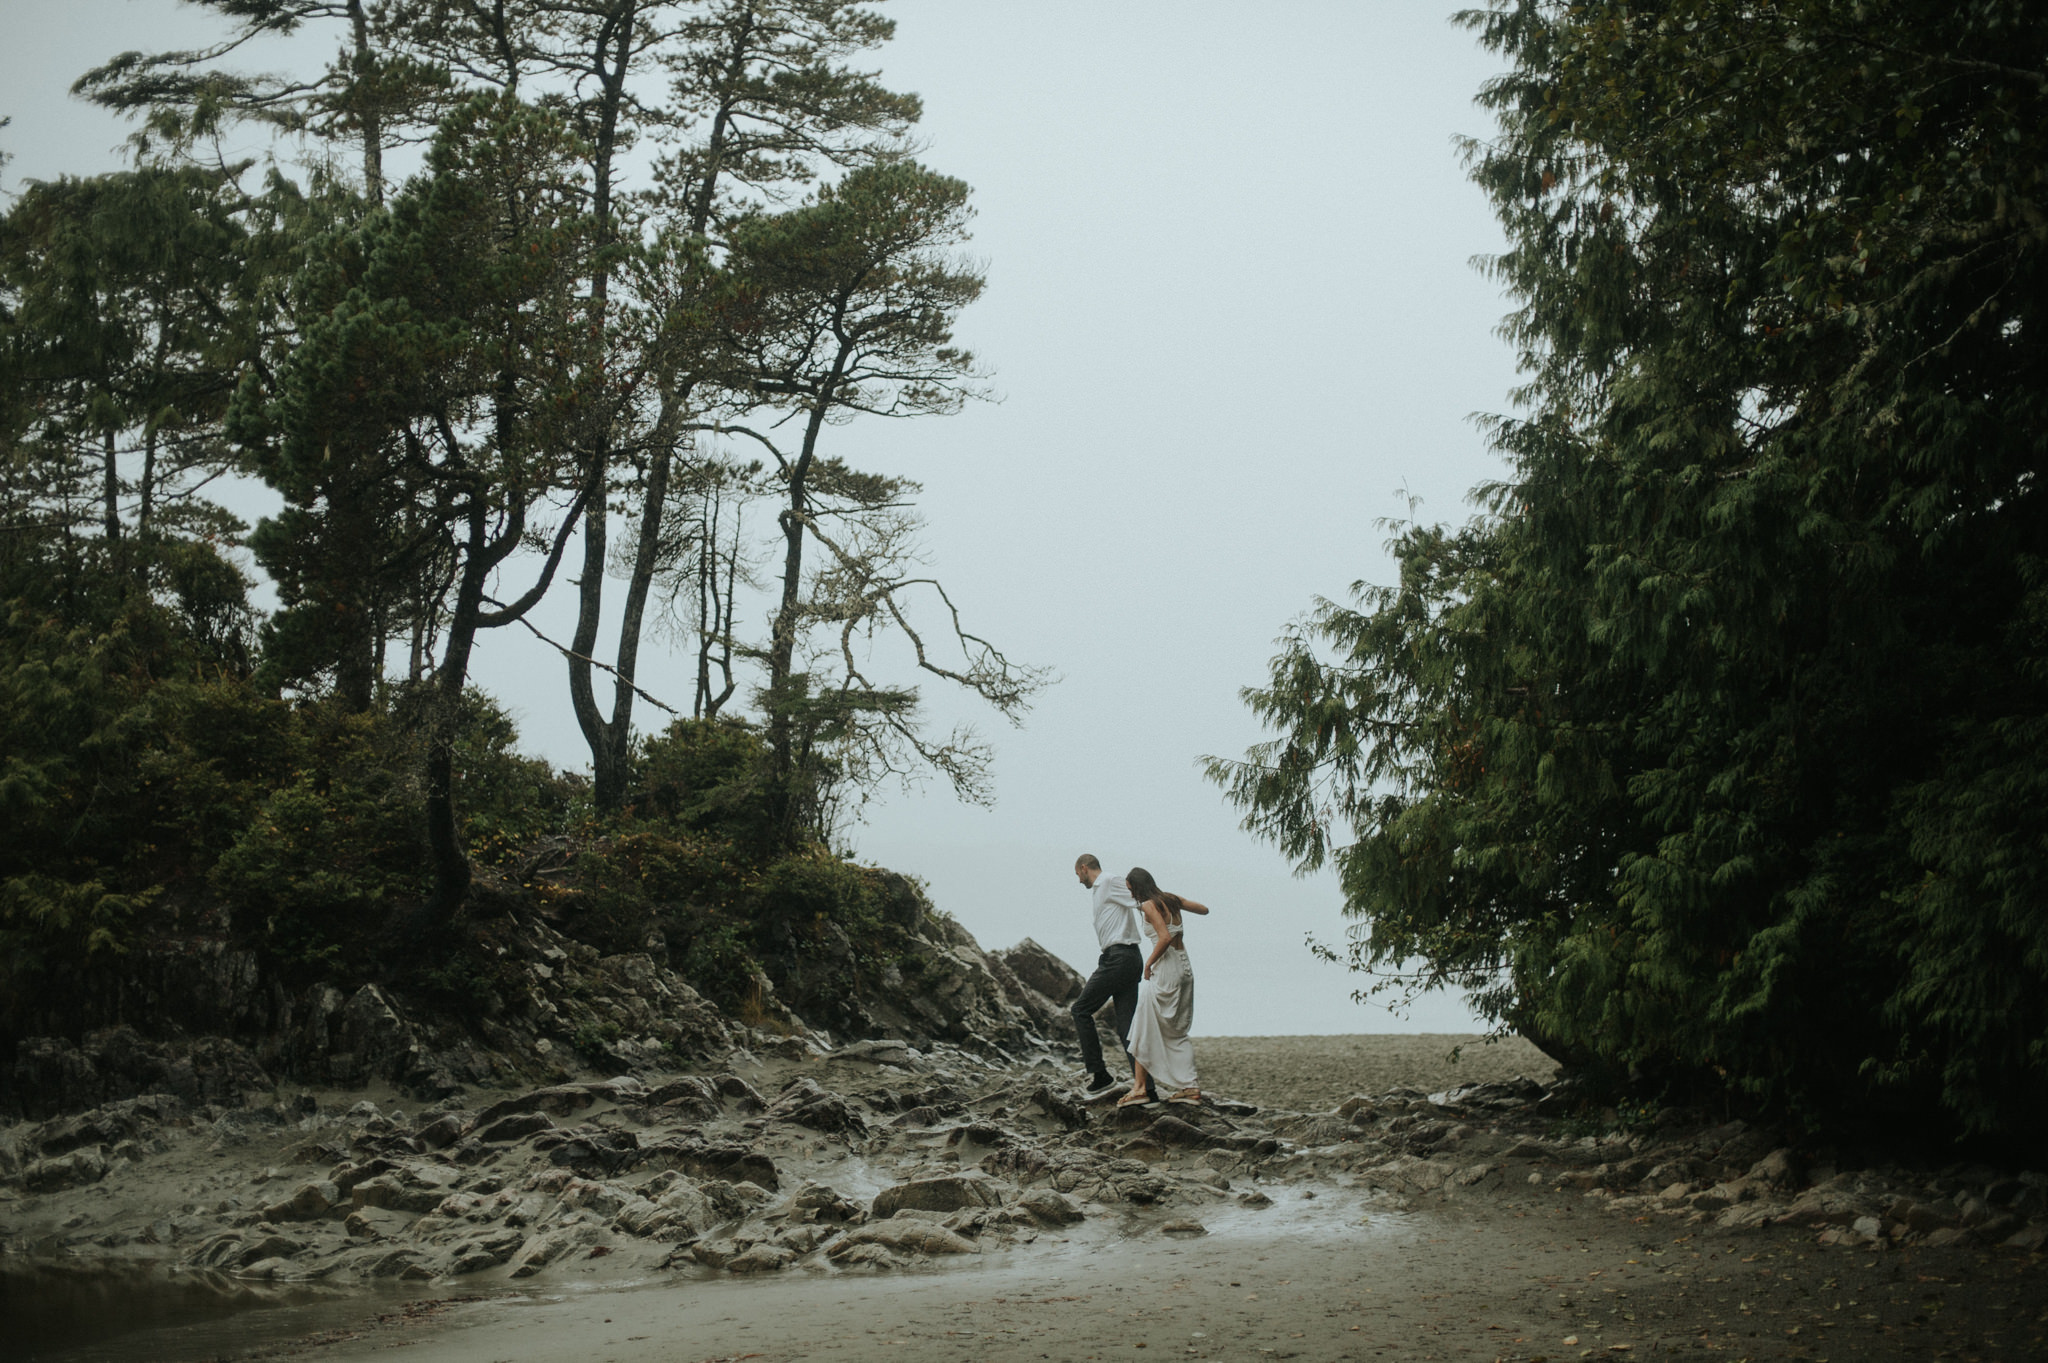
[1071,943,1142,1079]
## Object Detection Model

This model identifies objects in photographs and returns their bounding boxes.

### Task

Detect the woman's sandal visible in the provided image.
[1115,1090,1155,1108]
[1166,1088,1202,1105]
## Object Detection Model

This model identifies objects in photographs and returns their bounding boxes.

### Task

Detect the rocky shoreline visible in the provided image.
[6,1031,2044,1292]
[4,892,2045,1360]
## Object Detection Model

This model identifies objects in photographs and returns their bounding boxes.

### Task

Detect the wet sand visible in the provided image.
[257,1173,2041,1363]
[1199,1033,1556,1113]
[214,1034,2039,1363]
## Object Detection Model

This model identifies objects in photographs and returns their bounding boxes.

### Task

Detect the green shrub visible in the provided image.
[211,771,429,971]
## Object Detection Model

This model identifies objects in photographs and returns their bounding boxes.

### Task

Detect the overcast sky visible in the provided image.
[3,2,1523,1038]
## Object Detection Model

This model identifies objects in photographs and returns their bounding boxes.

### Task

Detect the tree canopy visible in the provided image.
[1211,0,2048,1142]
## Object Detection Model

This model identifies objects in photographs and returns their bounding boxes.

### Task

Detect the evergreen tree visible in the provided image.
[238,92,596,915]
[716,161,1043,843]
[1212,0,2048,1139]
[0,166,255,557]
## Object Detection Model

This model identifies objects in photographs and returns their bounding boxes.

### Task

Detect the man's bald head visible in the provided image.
[1075,853,1101,871]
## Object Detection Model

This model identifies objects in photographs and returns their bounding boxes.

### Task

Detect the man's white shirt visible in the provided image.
[1090,874,1141,950]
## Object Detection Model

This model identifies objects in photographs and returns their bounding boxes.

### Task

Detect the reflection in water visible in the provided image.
[3,1258,423,1363]
[8,1195,1407,1361]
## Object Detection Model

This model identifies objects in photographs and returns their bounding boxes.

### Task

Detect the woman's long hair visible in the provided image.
[1126,867,1184,921]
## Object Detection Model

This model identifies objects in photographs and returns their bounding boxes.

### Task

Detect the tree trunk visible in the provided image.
[101,429,120,544]
[347,0,384,205]
[426,495,491,917]
[563,4,641,810]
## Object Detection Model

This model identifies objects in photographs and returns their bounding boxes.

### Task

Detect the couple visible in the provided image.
[1070,853,1210,1108]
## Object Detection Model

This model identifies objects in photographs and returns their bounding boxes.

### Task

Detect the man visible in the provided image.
[1070,853,1144,1095]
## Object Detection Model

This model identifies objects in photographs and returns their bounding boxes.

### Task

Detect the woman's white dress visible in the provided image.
[1129,912,1197,1092]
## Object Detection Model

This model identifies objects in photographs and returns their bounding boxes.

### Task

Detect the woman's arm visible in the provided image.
[1141,900,1174,977]
[1173,895,1211,916]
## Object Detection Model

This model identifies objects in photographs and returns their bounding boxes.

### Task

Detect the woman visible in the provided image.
[1118,867,1211,1107]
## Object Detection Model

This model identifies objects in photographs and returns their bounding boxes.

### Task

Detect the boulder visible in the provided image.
[993,939,1084,1005]
[766,1078,868,1135]
[727,1242,797,1273]
[23,1146,109,1192]
[828,1219,980,1259]
[1746,1148,1803,1190]
[261,1179,340,1221]
[637,1137,779,1191]
[508,1224,604,1278]
[1015,1189,1085,1224]
[872,1172,1008,1218]
[337,985,425,1083]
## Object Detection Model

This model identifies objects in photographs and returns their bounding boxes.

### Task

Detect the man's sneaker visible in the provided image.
[1084,1071,1118,1094]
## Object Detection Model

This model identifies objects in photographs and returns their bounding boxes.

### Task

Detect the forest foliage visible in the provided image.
[1212,0,2048,1143]
[0,1,1038,1041]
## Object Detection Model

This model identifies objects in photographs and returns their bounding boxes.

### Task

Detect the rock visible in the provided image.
[1365,1156,1450,1193]
[992,938,1084,1005]
[344,1211,380,1239]
[1714,1202,1784,1231]
[1160,1218,1206,1236]
[1777,1188,1874,1229]
[364,1248,425,1278]
[236,1232,308,1266]
[1696,1121,1778,1171]
[8,1027,270,1122]
[645,1076,722,1120]
[508,1224,604,1278]
[637,1137,779,1191]
[831,1039,914,1065]
[23,1146,108,1192]
[830,1242,907,1269]
[262,1179,341,1221]
[1338,1097,1377,1125]
[2003,1224,2048,1253]
[1689,1181,1753,1213]
[1972,1212,2026,1243]
[727,1242,797,1273]
[1747,1148,1803,1190]
[1237,1191,1274,1208]
[238,1256,300,1280]
[1428,1077,1544,1111]
[1015,1189,1085,1225]
[1895,1198,1963,1235]
[1448,1163,1502,1192]
[827,1219,980,1259]
[766,1078,867,1135]
[789,1181,867,1224]
[1144,1115,1224,1149]
[541,1128,641,1177]
[350,1174,446,1214]
[873,1172,1007,1218]
[337,985,425,1083]
[690,1238,744,1269]
[1921,1226,1973,1249]
[416,1113,473,1149]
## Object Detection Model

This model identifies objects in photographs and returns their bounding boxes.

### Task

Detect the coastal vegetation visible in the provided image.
[1212,1,2048,1145]
[0,2,1041,1056]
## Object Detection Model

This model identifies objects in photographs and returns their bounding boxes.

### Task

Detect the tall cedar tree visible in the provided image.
[1210,0,2048,1140]
[237,93,594,916]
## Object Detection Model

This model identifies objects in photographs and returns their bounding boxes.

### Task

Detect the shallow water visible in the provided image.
[8,1191,1404,1362]
[4,1259,429,1363]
